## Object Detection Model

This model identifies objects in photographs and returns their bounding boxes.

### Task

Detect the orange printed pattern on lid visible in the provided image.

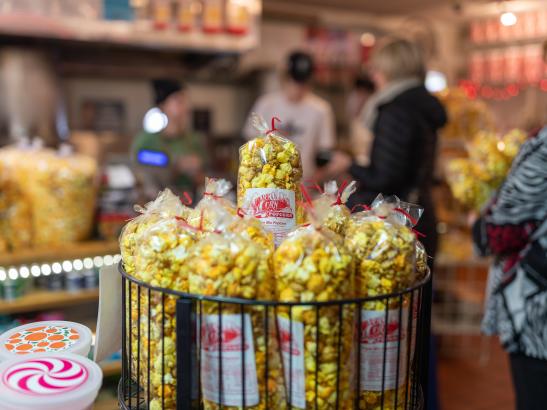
[4,325,80,354]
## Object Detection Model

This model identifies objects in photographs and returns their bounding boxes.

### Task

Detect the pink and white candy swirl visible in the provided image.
[3,357,88,395]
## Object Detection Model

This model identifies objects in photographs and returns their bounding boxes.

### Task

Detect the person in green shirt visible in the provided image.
[132,79,207,200]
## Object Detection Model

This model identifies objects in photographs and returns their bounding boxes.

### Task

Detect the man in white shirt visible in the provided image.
[243,52,336,179]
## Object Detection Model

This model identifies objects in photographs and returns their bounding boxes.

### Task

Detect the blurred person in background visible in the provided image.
[346,38,446,260]
[472,121,547,409]
[243,51,335,180]
[132,79,206,200]
[334,37,447,410]
[347,73,376,167]
[346,73,376,120]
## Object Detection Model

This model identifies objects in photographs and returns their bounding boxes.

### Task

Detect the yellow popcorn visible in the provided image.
[446,129,526,211]
[0,146,32,251]
[0,144,96,250]
[415,241,428,281]
[187,177,235,234]
[187,231,286,410]
[436,87,495,141]
[120,188,188,276]
[446,158,494,211]
[129,215,198,410]
[344,195,419,410]
[311,180,357,236]
[21,145,97,246]
[273,223,354,410]
[238,113,304,246]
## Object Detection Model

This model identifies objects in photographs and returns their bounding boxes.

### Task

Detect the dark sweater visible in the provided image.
[348,85,447,257]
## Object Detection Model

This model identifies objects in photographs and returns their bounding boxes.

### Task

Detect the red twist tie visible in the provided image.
[393,208,426,238]
[305,180,323,194]
[332,179,349,206]
[180,192,193,206]
[351,203,371,213]
[412,229,426,238]
[203,192,220,200]
[266,117,282,135]
[175,216,200,233]
[300,183,314,208]
[237,208,247,218]
[393,208,418,226]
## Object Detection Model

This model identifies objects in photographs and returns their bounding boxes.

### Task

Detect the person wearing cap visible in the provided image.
[243,51,336,179]
[131,79,206,199]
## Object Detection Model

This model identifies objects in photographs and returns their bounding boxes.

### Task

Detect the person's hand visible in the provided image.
[467,211,479,227]
[311,151,352,183]
[176,154,202,175]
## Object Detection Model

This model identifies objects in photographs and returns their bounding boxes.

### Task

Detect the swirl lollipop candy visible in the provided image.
[0,353,103,410]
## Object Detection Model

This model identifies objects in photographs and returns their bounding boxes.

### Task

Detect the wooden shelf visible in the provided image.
[0,14,258,54]
[0,288,99,315]
[100,360,122,377]
[0,240,119,268]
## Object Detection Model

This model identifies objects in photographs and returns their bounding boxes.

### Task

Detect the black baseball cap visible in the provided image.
[354,74,376,93]
[287,51,315,83]
[152,79,185,106]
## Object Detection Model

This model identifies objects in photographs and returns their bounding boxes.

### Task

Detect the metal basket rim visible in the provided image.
[119,261,431,306]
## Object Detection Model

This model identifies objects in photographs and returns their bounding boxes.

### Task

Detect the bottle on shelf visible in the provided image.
[202,0,223,34]
[152,0,172,30]
[225,0,251,35]
[176,0,198,32]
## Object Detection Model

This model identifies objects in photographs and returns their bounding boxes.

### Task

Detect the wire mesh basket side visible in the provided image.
[118,266,430,410]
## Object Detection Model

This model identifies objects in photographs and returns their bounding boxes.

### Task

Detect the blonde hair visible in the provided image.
[371,38,425,82]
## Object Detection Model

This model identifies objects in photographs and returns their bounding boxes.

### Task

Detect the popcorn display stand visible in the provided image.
[117,262,431,410]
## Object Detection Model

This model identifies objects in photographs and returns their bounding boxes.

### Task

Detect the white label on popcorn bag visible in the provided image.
[200,314,259,406]
[277,316,306,409]
[360,308,409,391]
[243,188,296,246]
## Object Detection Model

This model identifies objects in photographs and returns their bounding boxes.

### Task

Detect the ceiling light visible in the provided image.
[500,12,517,27]
[143,107,168,134]
[360,32,376,47]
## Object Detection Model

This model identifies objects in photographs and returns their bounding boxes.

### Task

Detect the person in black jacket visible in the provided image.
[346,38,447,410]
[347,38,447,260]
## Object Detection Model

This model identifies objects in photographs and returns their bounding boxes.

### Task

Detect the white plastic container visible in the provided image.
[0,321,92,362]
[0,352,103,410]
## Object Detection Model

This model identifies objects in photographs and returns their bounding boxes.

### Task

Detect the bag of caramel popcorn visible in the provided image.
[130,215,198,410]
[345,195,422,410]
[0,144,33,251]
[273,204,355,410]
[187,177,236,233]
[238,113,303,246]
[312,180,357,236]
[187,224,286,410]
[120,188,189,276]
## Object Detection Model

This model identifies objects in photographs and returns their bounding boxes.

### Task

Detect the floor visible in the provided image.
[438,336,514,410]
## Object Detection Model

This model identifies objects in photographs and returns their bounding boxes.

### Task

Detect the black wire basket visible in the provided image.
[118,262,431,410]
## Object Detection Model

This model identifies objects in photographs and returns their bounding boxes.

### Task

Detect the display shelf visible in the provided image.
[0,240,119,268]
[0,289,99,315]
[0,14,258,53]
[101,360,122,377]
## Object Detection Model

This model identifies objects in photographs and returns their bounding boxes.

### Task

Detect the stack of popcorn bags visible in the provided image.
[119,114,429,410]
[0,141,97,251]
[446,129,526,210]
